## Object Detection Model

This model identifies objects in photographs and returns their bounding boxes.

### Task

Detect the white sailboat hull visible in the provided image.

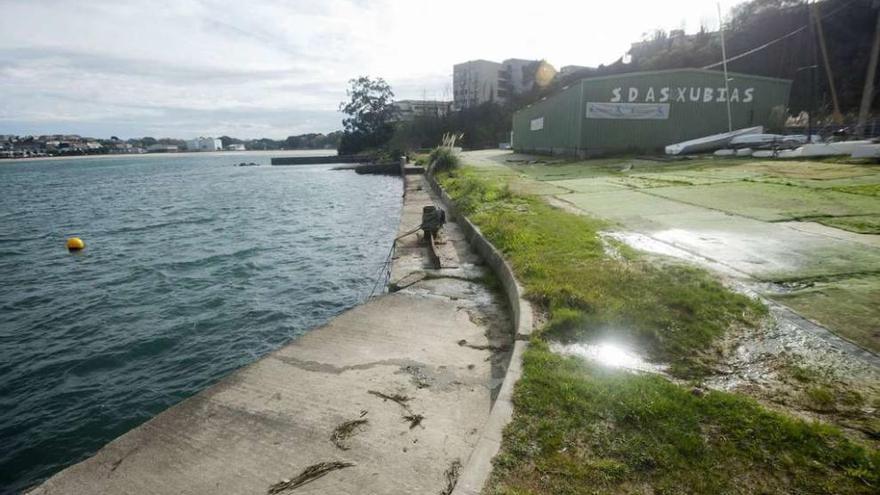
[665,126,764,155]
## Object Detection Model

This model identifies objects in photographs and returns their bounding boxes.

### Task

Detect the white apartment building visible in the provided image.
[453,59,557,110]
[453,60,503,110]
[392,100,454,122]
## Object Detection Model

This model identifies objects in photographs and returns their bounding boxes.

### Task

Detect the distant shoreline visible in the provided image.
[1,149,337,164]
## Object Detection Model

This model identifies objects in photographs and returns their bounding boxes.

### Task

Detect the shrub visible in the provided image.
[428,146,460,174]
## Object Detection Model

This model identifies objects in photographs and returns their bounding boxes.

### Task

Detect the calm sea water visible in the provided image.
[0,152,402,493]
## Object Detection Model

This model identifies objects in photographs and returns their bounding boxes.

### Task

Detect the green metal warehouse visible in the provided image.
[512,69,792,155]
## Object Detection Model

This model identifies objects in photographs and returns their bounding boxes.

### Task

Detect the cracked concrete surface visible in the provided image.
[28,174,512,495]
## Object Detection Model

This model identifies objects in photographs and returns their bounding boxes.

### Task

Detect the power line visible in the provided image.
[702,0,857,70]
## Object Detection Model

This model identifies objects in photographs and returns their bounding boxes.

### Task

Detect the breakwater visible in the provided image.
[271,155,368,165]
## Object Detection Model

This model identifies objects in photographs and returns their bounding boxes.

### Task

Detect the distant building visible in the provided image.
[185,137,221,152]
[226,143,246,151]
[110,142,144,154]
[146,144,179,153]
[453,60,502,110]
[453,58,557,110]
[392,100,453,122]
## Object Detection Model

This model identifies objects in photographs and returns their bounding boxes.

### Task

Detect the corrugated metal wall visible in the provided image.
[513,69,792,155]
[511,84,581,154]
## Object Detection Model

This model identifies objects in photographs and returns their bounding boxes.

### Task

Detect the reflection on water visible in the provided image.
[550,341,665,373]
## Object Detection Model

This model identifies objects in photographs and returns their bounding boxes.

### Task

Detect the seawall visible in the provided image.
[271,155,368,165]
[28,169,531,494]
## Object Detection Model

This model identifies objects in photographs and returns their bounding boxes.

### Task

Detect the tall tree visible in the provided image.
[337,76,395,154]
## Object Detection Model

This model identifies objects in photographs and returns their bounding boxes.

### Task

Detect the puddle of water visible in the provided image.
[550,341,666,373]
[604,230,766,278]
[605,232,705,263]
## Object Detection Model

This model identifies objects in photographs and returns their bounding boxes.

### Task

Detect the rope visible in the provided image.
[366,242,395,299]
[366,207,447,299]
[365,221,426,299]
[394,223,425,241]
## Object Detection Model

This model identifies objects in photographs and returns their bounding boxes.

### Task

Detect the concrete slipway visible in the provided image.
[28,173,527,494]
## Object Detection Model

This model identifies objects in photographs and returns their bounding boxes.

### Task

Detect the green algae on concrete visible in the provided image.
[731,160,879,180]
[645,182,880,222]
[814,215,880,234]
[832,184,880,197]
[771,274,880,354]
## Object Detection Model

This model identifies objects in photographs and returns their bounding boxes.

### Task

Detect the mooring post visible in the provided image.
[421,205,446,269]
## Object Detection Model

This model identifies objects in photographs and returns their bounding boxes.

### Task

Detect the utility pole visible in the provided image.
[718,3,733,133]
[857,1,880,137]
[812,2,843,123]
[806,1,819,143]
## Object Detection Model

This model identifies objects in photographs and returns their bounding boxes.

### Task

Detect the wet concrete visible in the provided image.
[29,175,512,494]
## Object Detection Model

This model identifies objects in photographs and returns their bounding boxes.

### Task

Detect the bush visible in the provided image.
[428,146,460,174]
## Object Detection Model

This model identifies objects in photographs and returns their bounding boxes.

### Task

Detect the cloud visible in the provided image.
[0,0,746,139]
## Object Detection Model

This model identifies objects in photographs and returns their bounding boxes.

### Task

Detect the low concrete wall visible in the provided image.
[425,173,534,495]
[270,155,368,165]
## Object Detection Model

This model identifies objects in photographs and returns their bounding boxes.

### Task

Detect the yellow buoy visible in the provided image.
[66,237,85,251]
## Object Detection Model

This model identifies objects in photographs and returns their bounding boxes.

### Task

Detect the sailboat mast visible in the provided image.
[857,3,880,137]
[812,2,843,123]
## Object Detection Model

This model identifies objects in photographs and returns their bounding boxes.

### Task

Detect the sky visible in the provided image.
[0,0,749,139]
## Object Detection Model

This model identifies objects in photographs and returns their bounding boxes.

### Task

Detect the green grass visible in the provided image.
[436,166,879,494]
[645,182,880,222]
[490,343,880,495]
[815,215,880,234]
[832,184,880,197]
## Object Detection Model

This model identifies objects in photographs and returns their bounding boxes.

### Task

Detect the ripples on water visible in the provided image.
[0,153,402,493]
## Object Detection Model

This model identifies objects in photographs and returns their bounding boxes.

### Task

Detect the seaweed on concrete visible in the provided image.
[440,459,462,495]
[330,418,368,451]
[267,461,354,494]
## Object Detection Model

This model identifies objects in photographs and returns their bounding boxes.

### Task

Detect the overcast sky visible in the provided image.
[0,0,748,139]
